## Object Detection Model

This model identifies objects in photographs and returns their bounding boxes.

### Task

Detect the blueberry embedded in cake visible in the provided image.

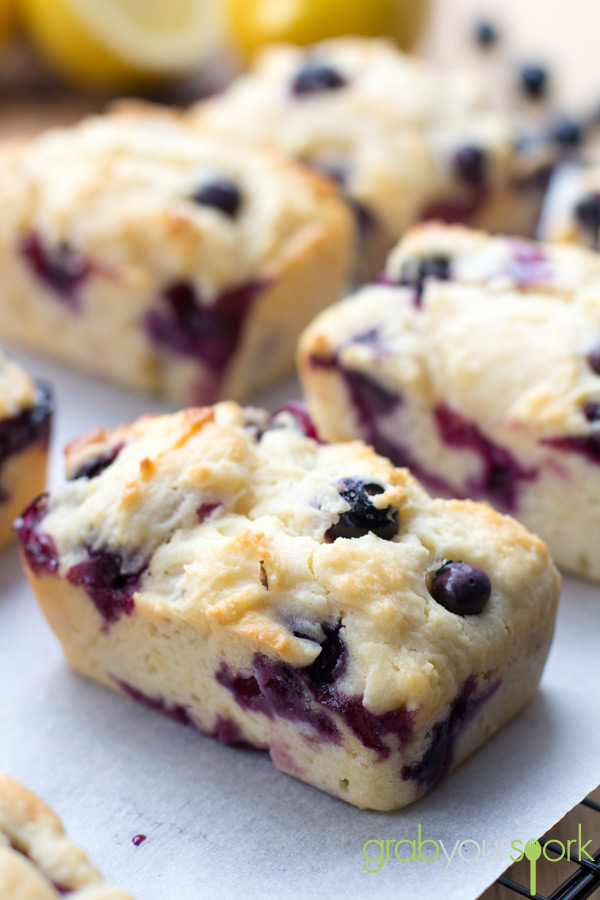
[0,108,352,405]
[299,221,600,581]
[192,36,556,279]
[0,350,52,551]
[0,775,134,899]
[540,161,600,252]
[18,401,559,810]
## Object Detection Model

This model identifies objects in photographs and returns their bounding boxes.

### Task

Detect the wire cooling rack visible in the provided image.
[495,797,600,899]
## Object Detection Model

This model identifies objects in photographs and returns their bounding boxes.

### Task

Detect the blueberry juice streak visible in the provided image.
[112,677,255,748]
[402,676,500,787]
[69,442,125,481]
[19,232,90,309]
[309,349,452,495]
[0,381,53,501]
[217,623,414,760]
[434,403,537,512]
[145,280,266,402]
[14,494,59,576]
[66,547,146,625]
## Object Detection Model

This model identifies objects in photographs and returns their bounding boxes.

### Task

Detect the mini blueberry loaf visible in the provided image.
[192,37,552,279]
[0,776,133,899]
[539,160,600,250]
[0,109,352,405]
[17,402,559,810]
[299,221,600,580]
[0,351,52,551]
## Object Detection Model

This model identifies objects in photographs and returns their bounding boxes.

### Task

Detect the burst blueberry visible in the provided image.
[326,478,398,541]
[292,62,347,95]
[430,561,491,615]
[192,178,242,218]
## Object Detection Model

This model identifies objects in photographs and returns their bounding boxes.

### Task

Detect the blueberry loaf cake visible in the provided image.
[0,351,52,551]
[17,402,559,810]
[192,37,552,279]
[0,776,133,899]
[0,109,352,405]
[299,222,600,580]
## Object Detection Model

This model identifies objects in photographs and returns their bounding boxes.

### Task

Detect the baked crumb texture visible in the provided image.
[0,775,133,899]
[0,350,52,550]
[299,221,600,580]
[0,109,353,405]
[193,36,552,279]
[17,402,559,810]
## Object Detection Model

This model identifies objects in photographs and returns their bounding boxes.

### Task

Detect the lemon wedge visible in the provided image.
[20,0,223,88]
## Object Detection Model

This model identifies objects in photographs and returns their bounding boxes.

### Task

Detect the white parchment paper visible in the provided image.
[1,349,599,900]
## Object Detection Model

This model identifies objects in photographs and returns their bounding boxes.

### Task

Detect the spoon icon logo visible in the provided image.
[524,839,542,896]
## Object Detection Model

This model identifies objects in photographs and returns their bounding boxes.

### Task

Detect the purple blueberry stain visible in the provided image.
[430,561,491,615]
[112,678,259,748]
[505,239,550,286]
[435,402,538,512]
[453,146,487,186]
[270,401,321,441]
[419,182,488,226]
[217,622,415,759]
[19,232,90,308]
[291,62,347,95]
[14,493,59,576]
[311,356,453,495]
[402,676,500,787]
[0,381,52,501]
[67,548,146,624]
[212,716,250,746]
[69,442,125,481]
[541,432,600,465]
[112,678,195,726]
[145,279,265,387]
[325,477,399,541]
[196,502,221,524]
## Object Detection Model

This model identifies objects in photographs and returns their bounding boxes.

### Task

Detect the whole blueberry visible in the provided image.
[474,19,499,48]
[292,62,347,95]
[192,178,242,218]
[551,119,583,147]
[430,561,491,615]
[519,64,549,101]
[575,192,600,236]
[326,479,399,541]
[453,146,487,186]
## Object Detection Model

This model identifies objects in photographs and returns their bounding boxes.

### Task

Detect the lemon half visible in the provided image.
[227,0,430,60]
[20,0,223,88]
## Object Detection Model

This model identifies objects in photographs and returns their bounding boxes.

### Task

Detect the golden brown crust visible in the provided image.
[0,777,133,899]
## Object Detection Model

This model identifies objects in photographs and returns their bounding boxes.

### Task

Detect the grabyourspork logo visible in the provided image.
[363,824,594,896]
